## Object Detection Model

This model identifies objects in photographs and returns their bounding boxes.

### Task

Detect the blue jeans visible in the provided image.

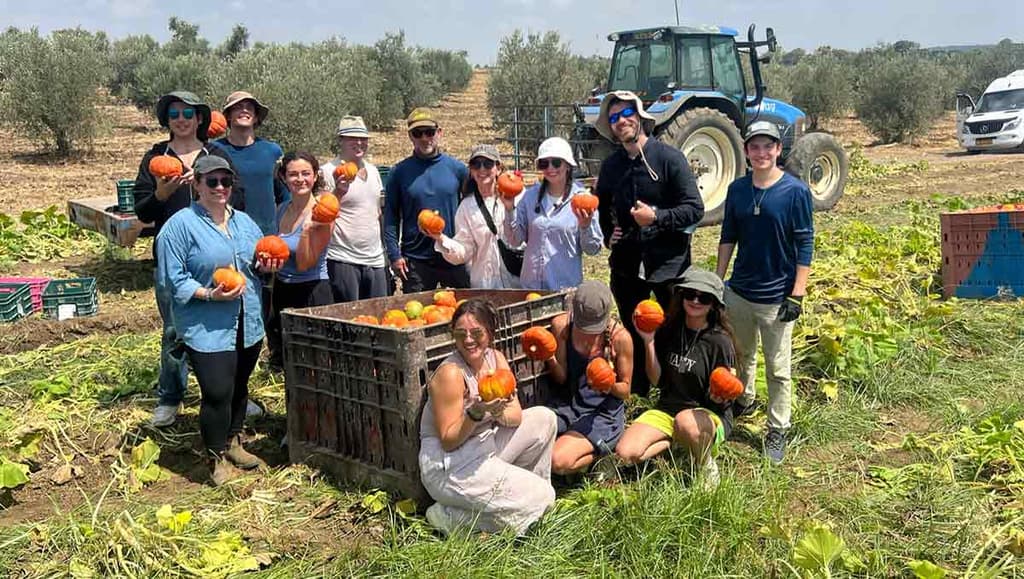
[155,272,189,406]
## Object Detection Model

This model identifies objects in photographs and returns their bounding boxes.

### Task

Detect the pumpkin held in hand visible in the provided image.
[212,266,245,292]
[333,161,359,183]
[709,367,744,401]
[586,357,616,393]
[255,235,290,262]
[478,368,516,402]
[311,194,340,223]
[633,299,665,333]
[570,192,599,213]
[521,327,557,361]
[149,155,184,179]
[418,210,445,236]
[497,171,524,199]
[207,111,228,139]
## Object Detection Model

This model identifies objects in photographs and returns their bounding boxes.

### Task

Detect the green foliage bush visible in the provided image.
[0,28,109,155]
[128,52,218,111]
[108,35,159,99]
[788,55,854,129]
[855,53,946,144]
[417,48,473,94]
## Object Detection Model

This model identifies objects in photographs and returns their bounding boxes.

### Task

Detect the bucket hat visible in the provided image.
[222,91,270,125]
[595,90,656,142]
[156,91,212,140]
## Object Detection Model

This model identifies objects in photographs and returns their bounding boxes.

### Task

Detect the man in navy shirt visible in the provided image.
[383,108,470,292]
[716,121,814,464]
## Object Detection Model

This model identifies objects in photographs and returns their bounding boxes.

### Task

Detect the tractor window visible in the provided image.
[609,39,674,98]
[710,36,744,102]
[677,37,712,88]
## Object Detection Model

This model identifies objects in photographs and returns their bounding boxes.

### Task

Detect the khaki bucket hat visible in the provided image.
[595,90,656,142]
[222,91,270,125]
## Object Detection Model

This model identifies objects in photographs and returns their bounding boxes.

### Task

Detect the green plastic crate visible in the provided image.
[0,282,33,323]
[116,179,135,214]
[42,278,99,319]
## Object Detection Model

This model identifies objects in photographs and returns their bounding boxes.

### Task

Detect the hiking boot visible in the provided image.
[150,404,179,428]
[209,454,238,487]
[765,428,787,465]
[733,397,760,418]
[697,456,721,491]
[226,435,264,470]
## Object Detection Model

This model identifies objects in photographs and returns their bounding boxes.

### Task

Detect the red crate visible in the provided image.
[941,206,1024,298]
[0,276,50,313]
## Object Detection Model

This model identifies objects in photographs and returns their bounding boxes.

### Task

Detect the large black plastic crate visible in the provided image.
[282,288,571,501]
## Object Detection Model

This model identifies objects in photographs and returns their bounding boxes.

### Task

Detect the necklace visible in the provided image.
[752,186,768,216]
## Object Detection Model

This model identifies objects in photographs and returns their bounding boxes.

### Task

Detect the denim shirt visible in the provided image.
[503,181,603,290]
[156,203,265,353]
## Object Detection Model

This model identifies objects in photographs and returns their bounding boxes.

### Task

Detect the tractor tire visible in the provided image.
[657,107,745,225]
[784,132,848,211]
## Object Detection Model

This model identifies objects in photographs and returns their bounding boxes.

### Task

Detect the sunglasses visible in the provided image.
[680,288,715,305]
[204,176,234,189]
[167,108,196,120]
[608,107,637,125]
[536,158,564,170]
[452,328,487,342]
[410,128,437,139]
[469,158,496,170]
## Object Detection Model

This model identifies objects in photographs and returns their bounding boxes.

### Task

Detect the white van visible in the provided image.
[956,69,1024,153]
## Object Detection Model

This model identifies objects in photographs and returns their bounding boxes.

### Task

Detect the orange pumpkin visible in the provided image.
[255,235,290,262]
[333,161,359,183]
[497,171,524,199]
[709,367,744,401]
[478,368,516,402]
[407,318,427,327]
[148,155,184,180]
[433,290,457,308]
[351,314,380,325]
[525,292,542,301]
[212,265,246,292]
[570,193,599,213]
[586,357,616,393]
[422,306,446,325]
[312,194,340,223]
[418,210,445,236]
[633,299,665,333]
[521,327,557,361]
[207,110,228,139]
[436,306,456,321]
[382,309,409,324]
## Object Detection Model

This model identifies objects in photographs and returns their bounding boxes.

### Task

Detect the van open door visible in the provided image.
[955,92,976,147]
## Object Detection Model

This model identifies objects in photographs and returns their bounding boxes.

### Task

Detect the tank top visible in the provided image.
[420,349,499,440]
[274,199,328,283]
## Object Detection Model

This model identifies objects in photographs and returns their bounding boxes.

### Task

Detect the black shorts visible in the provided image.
[552,403,624,456]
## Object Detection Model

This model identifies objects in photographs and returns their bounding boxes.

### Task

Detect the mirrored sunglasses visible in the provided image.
[168,108,196,120]
[608,107,637,125]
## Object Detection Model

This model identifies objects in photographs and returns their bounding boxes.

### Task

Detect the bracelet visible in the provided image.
[202,289,212,301]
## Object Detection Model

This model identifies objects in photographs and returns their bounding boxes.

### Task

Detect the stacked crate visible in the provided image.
[941,205,1024,298]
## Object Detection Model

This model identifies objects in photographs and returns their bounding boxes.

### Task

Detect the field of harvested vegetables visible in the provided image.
[2,71,1024,577]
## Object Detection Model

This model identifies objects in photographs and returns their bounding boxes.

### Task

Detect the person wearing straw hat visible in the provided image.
[133,90,245,429]
[384,108,470,293]
[716,121,814,465]
[213,91,288,237]
[594,91,703,399]
[322,116,388,302]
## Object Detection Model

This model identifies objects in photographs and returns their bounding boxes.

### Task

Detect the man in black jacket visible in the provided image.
[595,91,704,397]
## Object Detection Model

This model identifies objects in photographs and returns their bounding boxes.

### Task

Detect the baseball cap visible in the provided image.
[572,280,613,334]
[744,120,782,144]
[407,108,439,130]
[671,267,725,305]
[468,144,501,162]
[193,155,236,176]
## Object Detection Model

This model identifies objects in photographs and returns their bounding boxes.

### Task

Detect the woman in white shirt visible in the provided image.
[426,144,521,289]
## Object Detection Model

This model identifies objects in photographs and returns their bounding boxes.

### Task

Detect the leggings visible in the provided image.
[267,278,332,367]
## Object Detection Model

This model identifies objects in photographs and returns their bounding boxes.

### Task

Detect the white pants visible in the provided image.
[724,287,794,431]
[419,406,557,535]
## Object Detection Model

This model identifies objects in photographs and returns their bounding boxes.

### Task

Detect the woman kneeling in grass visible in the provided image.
[615,268,738,488]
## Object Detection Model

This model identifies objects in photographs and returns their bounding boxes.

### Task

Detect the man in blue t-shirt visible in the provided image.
[383,108,470,292]
[716,121,814,465]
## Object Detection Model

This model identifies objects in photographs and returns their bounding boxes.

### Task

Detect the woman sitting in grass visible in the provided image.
[615,268,738,488]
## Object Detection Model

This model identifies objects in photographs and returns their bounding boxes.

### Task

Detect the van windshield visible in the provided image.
[976,89,1024,113]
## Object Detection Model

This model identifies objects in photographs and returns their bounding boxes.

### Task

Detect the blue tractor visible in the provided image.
[573,25,848,224]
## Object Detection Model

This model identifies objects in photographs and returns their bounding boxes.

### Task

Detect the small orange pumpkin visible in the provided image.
[422,306,446,325]
[478,368,516,402]
[633,299,665,333]
[436,306,456,321]
[333,161,359,183]
[433,290,457,308]
[570,192,599,213]
[497,171,524,199]
[382,309,409,324]
[525,292,542,301]
[255,235,290,262]
[148,155,184,180]
[312,194,340,223]
[418,210,445,236]
[212,265,246,292]
[586,357,616,393]
[207,110,228,139]
[351,314,380,325]
[407,318,427,327]
[521,327,557,361]
[709,367,744,401]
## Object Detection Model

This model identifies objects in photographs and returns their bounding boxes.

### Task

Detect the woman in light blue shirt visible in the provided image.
[502,137,602,290]
[156,155,280,487]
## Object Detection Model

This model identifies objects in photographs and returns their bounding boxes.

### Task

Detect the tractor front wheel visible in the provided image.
[784,132,848,211]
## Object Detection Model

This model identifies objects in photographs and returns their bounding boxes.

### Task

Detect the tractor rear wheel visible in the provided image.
[658,107,745,225]
[784,132,848,211]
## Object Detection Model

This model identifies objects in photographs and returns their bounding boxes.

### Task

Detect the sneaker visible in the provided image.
[733,398,760,418]
[697,456,720,491]
[765,428,787,465]
[246,400,264,418]
[150,404,179,428]
[425,503,456,536]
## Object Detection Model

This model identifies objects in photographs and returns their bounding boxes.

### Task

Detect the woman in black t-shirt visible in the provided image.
[615,268,737,487]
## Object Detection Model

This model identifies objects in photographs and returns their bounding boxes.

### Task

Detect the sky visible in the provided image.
[0,0,1020,63]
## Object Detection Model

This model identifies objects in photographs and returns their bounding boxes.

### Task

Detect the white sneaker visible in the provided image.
[150,404,179,428]
[246,400,264,418]
[697,456,720,491]
[425,503,455,536]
